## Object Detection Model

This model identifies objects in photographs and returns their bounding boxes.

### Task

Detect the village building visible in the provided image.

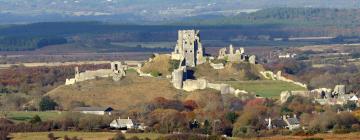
[73,107,113,115]
[110,117,135,129]
[313,85,359,106]
[266,115,301,130]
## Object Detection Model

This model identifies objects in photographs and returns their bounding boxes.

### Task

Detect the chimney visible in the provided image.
[267,117,272,129]
[293,114,297,119]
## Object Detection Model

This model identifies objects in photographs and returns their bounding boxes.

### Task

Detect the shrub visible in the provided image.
[168,60,180,72]
[29,115,42,124]
[0,131,9,140]
[39,96,58,111]
[111,132,126,140]
[48,133,56,140]
[150,71,161,77]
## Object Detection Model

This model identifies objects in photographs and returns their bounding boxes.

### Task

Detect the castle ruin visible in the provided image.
[171,30,205,67]
[65,61,127,85]
[218,44,256,64]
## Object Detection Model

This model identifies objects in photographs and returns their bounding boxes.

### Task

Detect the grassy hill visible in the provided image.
[141,54,173,76]
[47,72,182,110]
[195,62,265,82]
[46,58,306,109]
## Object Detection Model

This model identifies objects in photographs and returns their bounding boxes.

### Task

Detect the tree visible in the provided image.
[343,101,357,111]
[39,96,58,111]
[225,112,239,124]
[183,100,198,111]
[29,115,42,124]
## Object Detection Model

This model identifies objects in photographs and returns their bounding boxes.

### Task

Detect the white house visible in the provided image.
[110,117,134,129]
[349,95,359,102]
[73,107,113,115]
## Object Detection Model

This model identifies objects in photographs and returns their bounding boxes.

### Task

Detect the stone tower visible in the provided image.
[171,30,204,67]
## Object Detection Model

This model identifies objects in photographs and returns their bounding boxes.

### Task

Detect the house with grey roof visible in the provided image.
[73,107,113,115]
[266,115,301,130]
[283,115,300,130]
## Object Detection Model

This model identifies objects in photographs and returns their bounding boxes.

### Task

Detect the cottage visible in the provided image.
[266,116,301,130]
[266,118,287,129]
[283,116,300,130]
[73,107,113,115]
[110,117,135,129]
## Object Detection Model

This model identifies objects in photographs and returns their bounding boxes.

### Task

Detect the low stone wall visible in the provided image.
[183,79,207,92]
[210,63,225,70]
[280,90,310,104]
[260,71,307,89]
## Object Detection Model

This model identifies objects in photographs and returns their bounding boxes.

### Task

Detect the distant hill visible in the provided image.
[2,8,360,51]
[1,0,360,24]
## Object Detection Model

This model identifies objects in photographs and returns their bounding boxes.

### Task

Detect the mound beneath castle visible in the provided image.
[141,54,173,76]
[47,72,225,110]
[47,72,181,110]
[195,62,265,82]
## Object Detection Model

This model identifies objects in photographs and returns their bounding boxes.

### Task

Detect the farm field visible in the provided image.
[6,111,63,122]
[227,80,307,98]
[10,132,165,140]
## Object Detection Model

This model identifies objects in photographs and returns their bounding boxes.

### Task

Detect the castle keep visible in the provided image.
[171,30,204,67]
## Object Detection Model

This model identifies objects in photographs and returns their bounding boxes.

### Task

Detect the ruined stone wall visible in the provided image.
[171,66,185,89]
[260,71,308,89]
[65,61,127,85]
[171,30,204,67]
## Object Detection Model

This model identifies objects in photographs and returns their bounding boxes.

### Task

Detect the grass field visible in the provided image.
[6,111,63,122]
[227,80,307,98]
[11,132,165,140]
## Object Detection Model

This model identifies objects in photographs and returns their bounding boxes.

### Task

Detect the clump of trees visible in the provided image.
[0,64,109,111]
[39,96,58,111]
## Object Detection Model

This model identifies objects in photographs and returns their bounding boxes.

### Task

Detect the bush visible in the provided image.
[0,131,9,140]
[48,133,56,140]
[150,71,161,77]
[29,115,42,124]
[39,96,58,111]
[111,132,126,140]
[168,60,180,72]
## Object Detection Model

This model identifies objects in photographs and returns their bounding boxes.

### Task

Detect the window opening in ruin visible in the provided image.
[115,64,118,71]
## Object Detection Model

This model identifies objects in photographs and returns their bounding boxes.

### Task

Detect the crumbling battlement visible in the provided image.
[218,44,257,64]
[260,71,308,89]
[65,61,127,85]
[171,30,205,67]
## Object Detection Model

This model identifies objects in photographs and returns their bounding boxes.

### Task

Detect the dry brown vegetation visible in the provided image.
[141,54,172,76]
[46,71,222,110]
[233,132,360,140]
[195,62,265,82]
[47,72,182,110]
